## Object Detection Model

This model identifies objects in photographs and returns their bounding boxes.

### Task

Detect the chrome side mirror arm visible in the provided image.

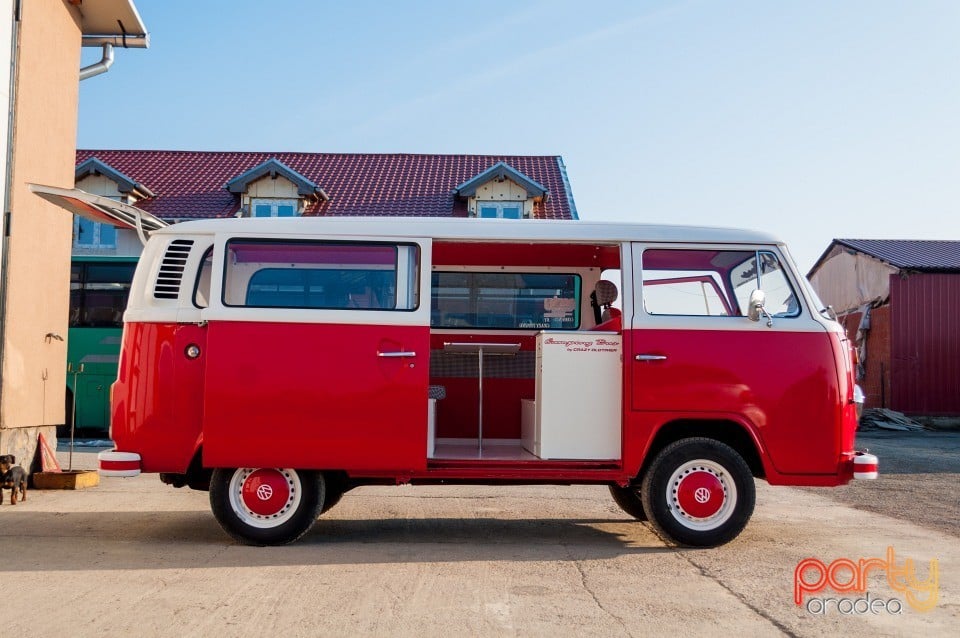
[747,289,774,328]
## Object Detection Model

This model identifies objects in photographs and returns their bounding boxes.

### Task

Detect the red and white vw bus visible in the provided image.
[34,185,877,547]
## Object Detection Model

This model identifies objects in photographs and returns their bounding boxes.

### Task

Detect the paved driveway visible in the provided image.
[2,436,956,637]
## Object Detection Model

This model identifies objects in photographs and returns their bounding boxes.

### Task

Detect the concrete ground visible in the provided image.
[0,432,956,637]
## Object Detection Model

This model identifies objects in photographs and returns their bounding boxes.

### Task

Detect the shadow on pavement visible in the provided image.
[0,511,677,572]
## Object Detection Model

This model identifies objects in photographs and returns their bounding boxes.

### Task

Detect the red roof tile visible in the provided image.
[75,150,576,221]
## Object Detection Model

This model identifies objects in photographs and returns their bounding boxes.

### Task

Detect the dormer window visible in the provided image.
[73,157,154,250]
[252,198,298,217]
[75,212,117,247]
[225,158,328,219]
[478,202,523,219]
[455,161,548,220]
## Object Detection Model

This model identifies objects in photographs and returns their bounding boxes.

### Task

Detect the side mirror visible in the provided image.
[747,289,766,322]
[748,289,774,327]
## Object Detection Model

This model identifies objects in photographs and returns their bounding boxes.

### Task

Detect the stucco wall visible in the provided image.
[0,0,12,278]
[1,0,82,436]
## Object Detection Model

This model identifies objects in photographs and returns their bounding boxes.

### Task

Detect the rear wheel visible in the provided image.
[209,467,324,545]
[608,485,647,520]
[641,438,755,547]
[319,487,344,514]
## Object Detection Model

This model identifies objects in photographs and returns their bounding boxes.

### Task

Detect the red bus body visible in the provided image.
[91,216,875,546]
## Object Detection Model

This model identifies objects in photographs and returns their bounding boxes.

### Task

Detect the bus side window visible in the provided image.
[193,247,214,309]
[222,239,419,311]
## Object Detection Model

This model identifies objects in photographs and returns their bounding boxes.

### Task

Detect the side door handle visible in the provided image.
[635,354,667,362]
[377,351,417,358]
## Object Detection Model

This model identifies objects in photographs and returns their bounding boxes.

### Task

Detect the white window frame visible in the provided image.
[250,198,300,218]
[476,201,524,219]
[73,195,120,248]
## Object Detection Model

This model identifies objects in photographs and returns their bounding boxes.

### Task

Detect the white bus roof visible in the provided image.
[153,217,784,246]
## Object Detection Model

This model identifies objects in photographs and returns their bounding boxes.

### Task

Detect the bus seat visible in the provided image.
[594,280,621,323]
[593,314,621,332]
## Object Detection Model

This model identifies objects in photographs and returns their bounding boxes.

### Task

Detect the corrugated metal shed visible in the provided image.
[810,238,960,416]
[889,273,960,415]
[833,239,960,272]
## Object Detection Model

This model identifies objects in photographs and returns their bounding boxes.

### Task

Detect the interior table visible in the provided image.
[442,341,521,453]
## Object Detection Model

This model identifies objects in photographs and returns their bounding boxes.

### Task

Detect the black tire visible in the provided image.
[608,484,648,520]
[319,487,344,515]
[641,437,755,547]
[209,467,324,546]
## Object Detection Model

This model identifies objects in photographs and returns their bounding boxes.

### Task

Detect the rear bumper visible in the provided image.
[767,451,880,486]
[851,451,878,480]
[98,450,141,477]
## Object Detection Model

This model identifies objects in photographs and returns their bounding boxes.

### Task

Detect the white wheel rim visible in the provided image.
[666,459,737,531]
[228,468,302,529]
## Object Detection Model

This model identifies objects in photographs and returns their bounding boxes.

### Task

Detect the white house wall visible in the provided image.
[242,175,302,214]
[809,245,898,314]
[77,174,125,200]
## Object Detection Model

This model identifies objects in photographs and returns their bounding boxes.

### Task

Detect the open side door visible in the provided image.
[29,184,168,245]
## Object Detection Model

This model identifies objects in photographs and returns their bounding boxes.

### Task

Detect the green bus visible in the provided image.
[66,256,138,435]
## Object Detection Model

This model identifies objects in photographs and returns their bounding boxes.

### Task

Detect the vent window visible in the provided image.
[154,239,194,299]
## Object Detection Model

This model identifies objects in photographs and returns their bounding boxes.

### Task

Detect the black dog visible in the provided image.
[0,455,26,505]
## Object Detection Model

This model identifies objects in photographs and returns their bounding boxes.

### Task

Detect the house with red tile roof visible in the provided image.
[72,150,578,255]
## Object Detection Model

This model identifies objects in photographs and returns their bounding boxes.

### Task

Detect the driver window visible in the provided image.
[642,248,799,318]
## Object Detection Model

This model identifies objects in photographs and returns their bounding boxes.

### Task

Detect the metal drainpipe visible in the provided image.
[79,43,114,81]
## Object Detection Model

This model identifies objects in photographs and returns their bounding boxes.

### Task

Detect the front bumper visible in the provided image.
[98,450,141,477]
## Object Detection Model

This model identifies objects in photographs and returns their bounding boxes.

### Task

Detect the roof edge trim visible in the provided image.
[454,161,549,200]
[75,156,155,198]
[225,158,327,200]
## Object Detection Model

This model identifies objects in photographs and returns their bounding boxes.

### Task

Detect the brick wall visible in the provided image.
[839,304,891,409]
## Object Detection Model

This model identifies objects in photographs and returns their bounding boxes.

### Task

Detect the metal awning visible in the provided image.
[29,184,168,245]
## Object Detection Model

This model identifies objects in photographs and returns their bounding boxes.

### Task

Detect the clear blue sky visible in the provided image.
[78,0,960,271]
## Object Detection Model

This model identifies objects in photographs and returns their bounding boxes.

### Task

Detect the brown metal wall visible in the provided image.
[890,273,960,415]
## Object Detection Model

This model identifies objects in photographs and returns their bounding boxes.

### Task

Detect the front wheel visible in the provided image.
[641,438,755,547]
[209,468,324,545]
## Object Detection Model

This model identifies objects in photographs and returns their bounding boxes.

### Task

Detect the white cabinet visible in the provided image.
[532,332,622,460]
[520,398,537,454]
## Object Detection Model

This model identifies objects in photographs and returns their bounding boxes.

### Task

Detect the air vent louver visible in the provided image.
[153,239,194,299]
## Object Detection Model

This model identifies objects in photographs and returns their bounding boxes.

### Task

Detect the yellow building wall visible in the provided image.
[1,0,82,433]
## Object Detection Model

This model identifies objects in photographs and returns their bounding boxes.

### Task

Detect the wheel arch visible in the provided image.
[638,419,767,482]
[159,439,210,491]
